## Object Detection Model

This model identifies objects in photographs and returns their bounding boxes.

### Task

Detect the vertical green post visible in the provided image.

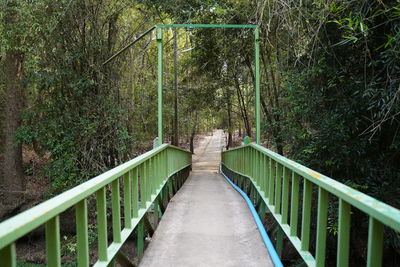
[337,199,351,267]
[45,216,61,267]
[275,163,282,214]
[76,199,89,267]
[316,188,328,267]
[0,243,16,267]
[132,168,139,218]
[111,179,121,243]
[281,167,290,224]
[367,217,384,267]
[254,27,261,144]
[137,221,144,260]
[96,187,108,262]
[301,179,312,251]
[157,27,163,146]
[124,172,132,229]
[290,173,300,236]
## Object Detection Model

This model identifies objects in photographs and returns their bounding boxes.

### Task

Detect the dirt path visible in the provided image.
[139,130,273,267]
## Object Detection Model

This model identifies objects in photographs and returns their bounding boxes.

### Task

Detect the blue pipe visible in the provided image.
[220,166,284,267]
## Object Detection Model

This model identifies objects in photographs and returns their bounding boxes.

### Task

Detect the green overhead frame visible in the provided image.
[103,24,261,145]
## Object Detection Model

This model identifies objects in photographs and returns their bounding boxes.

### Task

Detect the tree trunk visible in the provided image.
[234,76,251,137]
[0,27,25,204]
[189,112,198,154]
[226,89,233,150]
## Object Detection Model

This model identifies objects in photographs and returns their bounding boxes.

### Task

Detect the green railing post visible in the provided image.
[301,179,312,251]
[76,199,89,267]
[137,220,144,260]
[0,243,16,267]
[367,217,384,267]
[96,187,108,262]
[157,28,163,146]
[112,179,122,243]
[124,172,132,229]
[290,172,300,236]
[45,216,61,267]
[337,199,350,267]
[254,27,261,144]
[132,168,139,218]
[316,188,328,267]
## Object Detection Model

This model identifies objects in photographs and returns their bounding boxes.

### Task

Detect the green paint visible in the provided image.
[316,188,328,267]
[96,187,108,261]
[254,27,261,144]
[221,143,400,267]
[0,243,16,267]
[157,28,163,146]
[367,217,384,267]
[132,168,139,218]
[76,200,89,267]
[337,199,350,267]
[156,24,257,29]
[124,172,132,229]
[112,179,122,243]
[281,167,290,224]
[137,221,144,259]
[45,216,61,267]
[290,172,300,237]
[274,163,282,214]
[0,144,191,267]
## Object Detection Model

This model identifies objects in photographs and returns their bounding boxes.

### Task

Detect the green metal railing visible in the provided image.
[0,144,191,267]
[221,143,400,267]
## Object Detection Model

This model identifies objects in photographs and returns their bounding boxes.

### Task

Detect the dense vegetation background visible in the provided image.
[0,0,399,265]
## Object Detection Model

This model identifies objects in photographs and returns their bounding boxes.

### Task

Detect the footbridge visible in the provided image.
[1,25,399,267]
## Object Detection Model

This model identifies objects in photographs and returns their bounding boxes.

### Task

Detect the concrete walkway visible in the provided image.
[139,130,273,267]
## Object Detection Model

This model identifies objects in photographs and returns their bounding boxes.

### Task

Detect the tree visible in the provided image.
[0,0,27,204]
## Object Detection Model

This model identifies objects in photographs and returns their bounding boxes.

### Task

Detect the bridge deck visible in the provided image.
[139,130,273,267]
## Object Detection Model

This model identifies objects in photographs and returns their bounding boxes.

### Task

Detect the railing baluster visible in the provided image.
[96,187,108,261]
[45,216,61,267]
[268,158,274,205]
[260,152,264,193]
[0,243,16,267]
[132,168,139,218]
[124,172,132,229]
[337,199,351,267]
[281,167,290,224]
[275,163,283,214]
[290,172,300,236]
[76,199,89,267]
[367,217,384,267]
[148,158,153,198]
[301,179,312,251]
[137,220,144,260]
[144,160,149,205]
[265,154,269,198]
[112,179,122,243]
[316,188,329,267]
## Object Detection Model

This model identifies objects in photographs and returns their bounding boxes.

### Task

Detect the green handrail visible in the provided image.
[221,143,400,267]
[0,144,191,267]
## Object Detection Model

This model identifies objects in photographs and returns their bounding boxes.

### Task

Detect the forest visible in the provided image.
[0,0,399,266]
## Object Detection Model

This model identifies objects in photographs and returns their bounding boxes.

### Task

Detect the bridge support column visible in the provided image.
[254,27,261,144]
[157,28,163,146]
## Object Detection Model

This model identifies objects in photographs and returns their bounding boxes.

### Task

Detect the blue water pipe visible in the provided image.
[220,165,284,267]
